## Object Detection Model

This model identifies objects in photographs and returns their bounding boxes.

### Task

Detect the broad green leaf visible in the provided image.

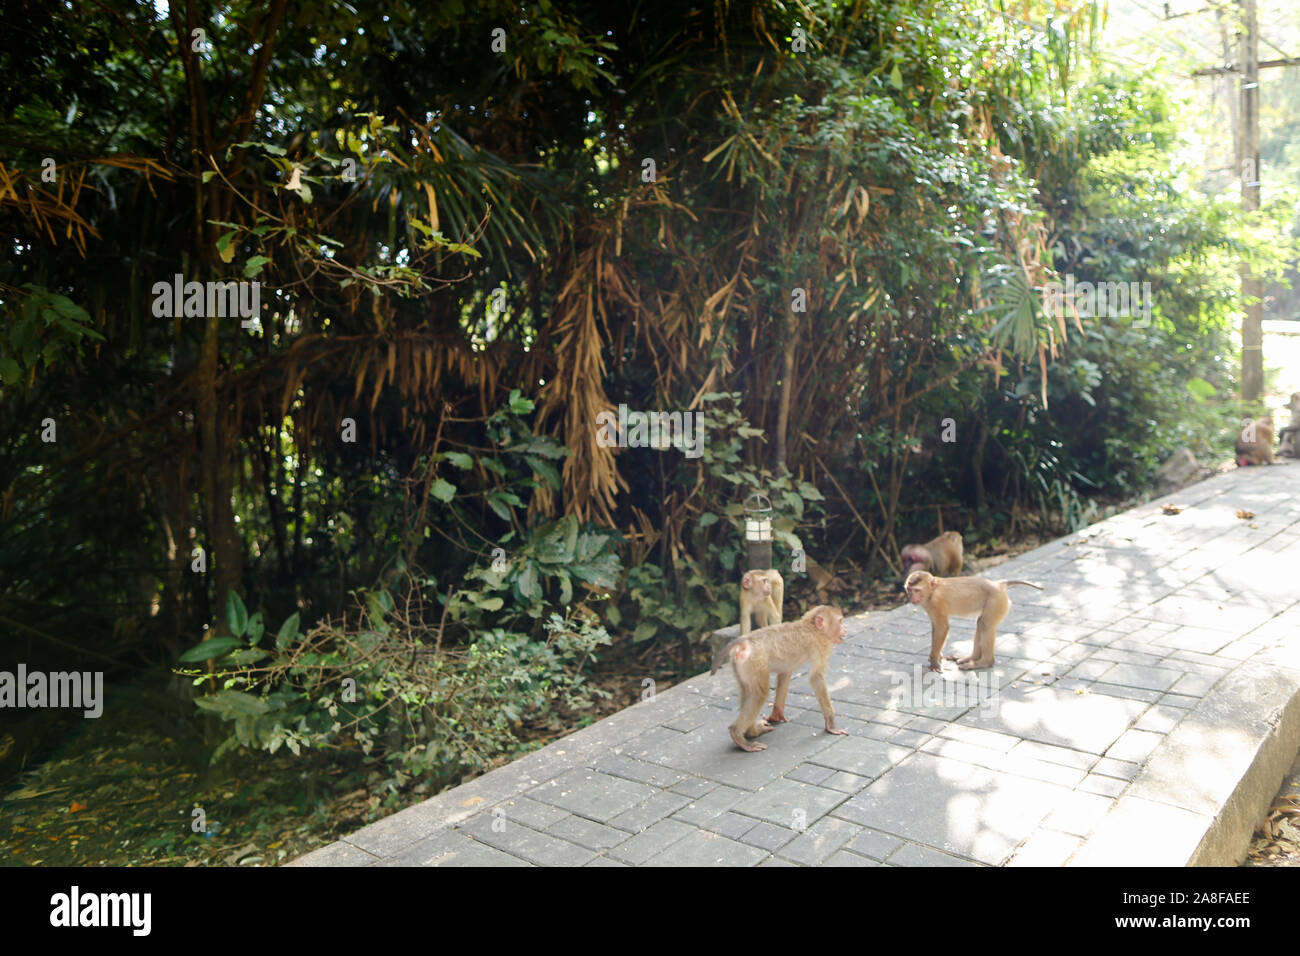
[225,591,248,638]
[178,636,242,663]
[430,478,456,502]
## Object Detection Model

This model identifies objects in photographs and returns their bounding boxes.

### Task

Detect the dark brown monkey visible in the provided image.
[739,569,784,636]
[711,605,851,752]
[903,571,1041,672]
[1236,417,1275,466]
[900,531,964,582]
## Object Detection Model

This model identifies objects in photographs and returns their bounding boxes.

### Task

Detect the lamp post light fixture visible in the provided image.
[743,492,773,570]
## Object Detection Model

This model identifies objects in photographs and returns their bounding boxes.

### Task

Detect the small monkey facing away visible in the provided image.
[711,605,851,753]
[1235,417,1275,466]
[900,531,964,580]
[904,571,1041,672]
[739,569,784,636]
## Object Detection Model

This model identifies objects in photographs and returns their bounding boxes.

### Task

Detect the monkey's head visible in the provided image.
[809,606,847,643]
[903,570,934,604]
[741,571,771,596]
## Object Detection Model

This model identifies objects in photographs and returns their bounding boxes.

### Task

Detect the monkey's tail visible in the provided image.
[710,639,740,676]
[1003,580,1043,591]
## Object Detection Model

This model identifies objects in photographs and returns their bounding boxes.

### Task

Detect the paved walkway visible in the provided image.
[293,463,1300,867]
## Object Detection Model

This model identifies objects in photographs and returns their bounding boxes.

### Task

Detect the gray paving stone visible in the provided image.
[673,784,748,825]
[1077,774,1127,797]
[733,778,848,828]
[455,811,596,866]
[703,811,760,840]
[591,752,689,789]
[377,832,532,867]
[644,829,769,867]
[776,816,862,865]
[842,826,905,861]
[998,752,1088,788]
[1104,729,1164,764]
[1158,692,1201,709]
[607,819,696,864]
[785,763,836,785]
[1043,789,1116,837]
[819,770,874,793]
[807,734,909,778]
[584,856,629,866]
[1086,683,1163,703]
[970,682,1145,754]
[497,796,569,830]
[758,856,799,867]
[938,723,1022,752]
[823,850,880,866]
[1169,671,1223,696]
[888,728,933,749]
[1064,659,1115,681]
[1008,829,1083,866]
[669,776,715,798]
[885,842,981,867]
[607,789,693,832]
[835,752,1068,865]
[1133,705,1186,734]
[528,768,658,823]
[1007,739,1095,770]
[1091,757,1142,781]
[1096,663,1184,692]
[635,718,838,790]
[740,821,799,852]
[290,840,379,866]
[547,814,629,850]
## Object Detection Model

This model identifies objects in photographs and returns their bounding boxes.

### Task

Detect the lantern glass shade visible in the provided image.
[743,493,773,542]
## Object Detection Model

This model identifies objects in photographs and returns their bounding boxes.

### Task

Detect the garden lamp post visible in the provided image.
[743,493,773,570]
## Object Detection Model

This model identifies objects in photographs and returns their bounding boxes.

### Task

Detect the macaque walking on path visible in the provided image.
[904,571,1041,672]
[712,605,851,753]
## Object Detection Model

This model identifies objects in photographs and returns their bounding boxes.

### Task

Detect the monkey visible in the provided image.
[900,531,964,582]
[1277,393,1300,458]
[1236,417,1275,466]
[903,570,1042,672]
[739,569,784,636]
[711,605,851,752]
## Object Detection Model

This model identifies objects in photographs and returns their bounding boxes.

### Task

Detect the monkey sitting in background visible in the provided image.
[739,569,783,635]
[1277,393,1300,458]
[900,531,963,585]
[1235,417,1275,466]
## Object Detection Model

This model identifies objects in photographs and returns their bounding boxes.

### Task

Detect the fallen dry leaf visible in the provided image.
[1236,509,1256,519]
[460,796,484,807]
[1161,504,1182,515]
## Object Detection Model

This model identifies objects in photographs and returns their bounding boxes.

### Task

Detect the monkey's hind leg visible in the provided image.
[766,672,792,724]
[730,664,773,752]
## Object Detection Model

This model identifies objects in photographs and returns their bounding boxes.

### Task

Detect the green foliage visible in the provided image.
[179,583,612,792]
[0,284,104,388]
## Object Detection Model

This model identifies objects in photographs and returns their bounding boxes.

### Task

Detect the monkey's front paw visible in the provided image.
[826,727,849,736]
[926,661,943,673]
[741,742,768,753]
[765,710,787,724]
[957,659,991,670]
